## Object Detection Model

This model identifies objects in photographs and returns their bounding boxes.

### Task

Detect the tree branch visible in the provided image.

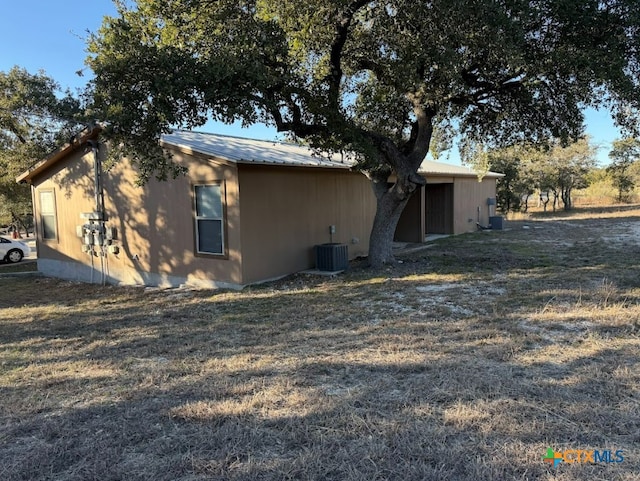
[6,123,28,144]
[405,94,434,173]
[326,0,369,108]
[267,98,331,139]
[448,69,526,107]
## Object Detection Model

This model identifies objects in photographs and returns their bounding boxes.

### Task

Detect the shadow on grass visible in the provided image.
[1,334,636,480]
[1,216,639,480]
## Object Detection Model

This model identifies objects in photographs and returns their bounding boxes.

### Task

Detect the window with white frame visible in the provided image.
[194,183,225,255]
[39,190,57,240]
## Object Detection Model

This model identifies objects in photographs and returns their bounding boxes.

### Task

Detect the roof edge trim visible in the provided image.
[16,125,102,184]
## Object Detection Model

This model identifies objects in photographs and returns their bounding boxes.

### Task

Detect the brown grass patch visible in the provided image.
[0,208,639,480]
[0,261,38,274]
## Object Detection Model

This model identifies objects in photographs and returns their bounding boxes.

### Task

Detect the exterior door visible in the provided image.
[425,183,454,234]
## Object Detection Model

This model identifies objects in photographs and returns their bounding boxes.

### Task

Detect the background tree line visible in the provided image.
[485,137,640,214]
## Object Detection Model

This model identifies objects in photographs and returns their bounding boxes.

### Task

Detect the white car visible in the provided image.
[0,237,31,263]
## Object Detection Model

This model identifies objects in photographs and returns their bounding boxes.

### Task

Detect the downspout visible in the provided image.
[87,139,107,284]
[87,139,105,221]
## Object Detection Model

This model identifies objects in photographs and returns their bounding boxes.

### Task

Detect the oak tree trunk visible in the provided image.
[363,104,433,268]
[368,188,412,267]
[541,193,550,213]
[562,187,572,210]
[10,211,29,237]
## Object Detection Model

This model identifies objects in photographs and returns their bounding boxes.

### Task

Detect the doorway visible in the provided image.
[425,183,454,234]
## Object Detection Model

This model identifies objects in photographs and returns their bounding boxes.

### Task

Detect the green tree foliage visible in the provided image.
[487,138,597,213]
[523,138,598,212]
[577,166,616,204]
[88,0,640,265]
[486,145,538,213]
[549,138,598,210]
[0,67,83,231]
[493,157,523,212]
[607,138,640,203]
[528,152,561,212]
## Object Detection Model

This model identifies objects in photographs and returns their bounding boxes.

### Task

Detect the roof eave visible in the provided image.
[161,138,355,170]
[418,170,505,179]
[234,159,353,170]
[161,141,238,168]
[16,125,102,184]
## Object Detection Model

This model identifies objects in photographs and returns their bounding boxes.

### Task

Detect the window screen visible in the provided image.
[39,190,57,240]
[194,184,224,255]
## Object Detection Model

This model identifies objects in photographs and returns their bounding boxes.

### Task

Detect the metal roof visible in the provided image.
[161,130,353,169]
[418,159,502,177]
[161,130,503,178]
[16,128,502,184]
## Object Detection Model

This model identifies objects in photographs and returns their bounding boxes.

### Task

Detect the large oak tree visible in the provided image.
[88,0,640,266]
[1,67,82,231]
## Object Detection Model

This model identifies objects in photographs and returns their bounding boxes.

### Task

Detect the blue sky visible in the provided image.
[0,0,623,165]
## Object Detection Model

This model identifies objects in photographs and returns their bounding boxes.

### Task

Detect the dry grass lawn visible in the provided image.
[1,206,639,480]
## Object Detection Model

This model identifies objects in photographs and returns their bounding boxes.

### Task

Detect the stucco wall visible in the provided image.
[104,148,243,287]
[29,144,378,287]
[30,146,245,288]
[31,147,96,268]
[237,164,376,284]
[453,177,498,234]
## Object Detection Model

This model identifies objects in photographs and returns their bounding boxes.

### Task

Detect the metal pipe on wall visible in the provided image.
[86,138,107,284]
[87,139,105,221]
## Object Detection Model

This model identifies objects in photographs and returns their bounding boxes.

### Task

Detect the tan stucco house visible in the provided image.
[17,128,501,289]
